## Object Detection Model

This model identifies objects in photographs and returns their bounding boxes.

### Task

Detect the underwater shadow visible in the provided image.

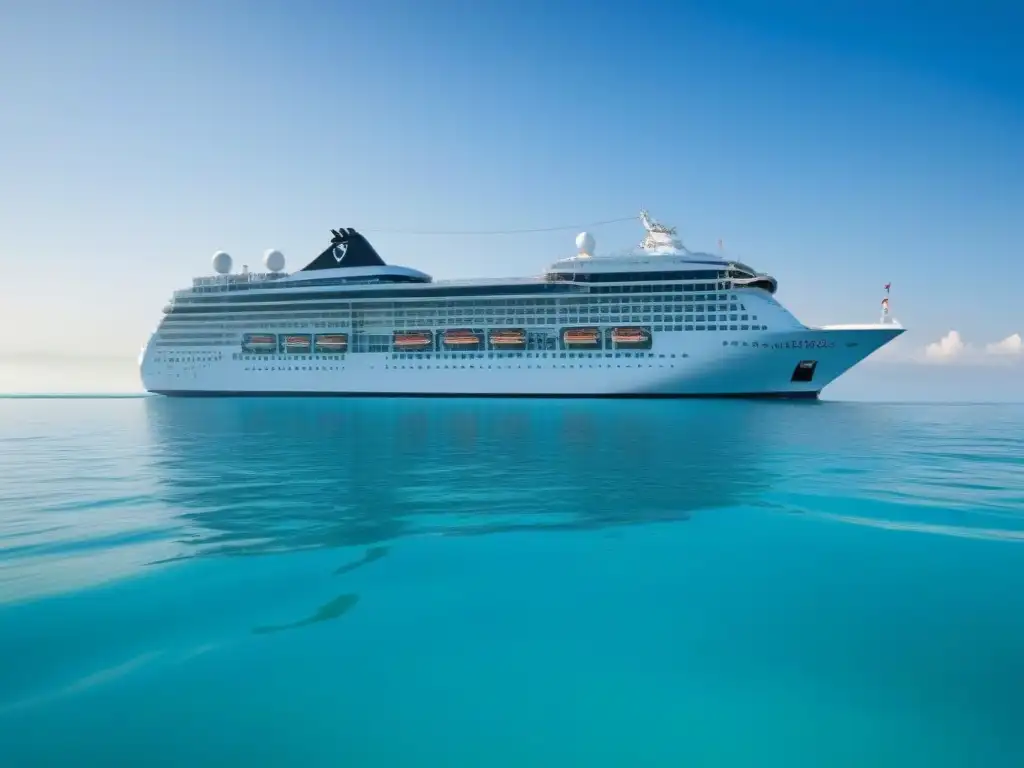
[252,593,359,636]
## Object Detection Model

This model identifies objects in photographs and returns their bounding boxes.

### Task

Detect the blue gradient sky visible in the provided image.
[2,0,1022,398]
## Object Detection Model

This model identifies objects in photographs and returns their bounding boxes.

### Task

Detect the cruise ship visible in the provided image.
[139,211,904,398]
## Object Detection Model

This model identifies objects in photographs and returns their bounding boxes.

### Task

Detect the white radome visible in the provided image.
[212,251,232,274]
[575,231,595,256]
[264,249,286,273]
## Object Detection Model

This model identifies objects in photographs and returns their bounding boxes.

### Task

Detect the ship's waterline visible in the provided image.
[140,212,904,398]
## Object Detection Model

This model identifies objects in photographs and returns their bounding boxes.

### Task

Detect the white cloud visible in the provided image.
[924,330,966,361]
[920,330,1023,365]
[985,333,1023,356]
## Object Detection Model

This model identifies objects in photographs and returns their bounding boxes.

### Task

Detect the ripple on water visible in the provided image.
[1,398,1024,766]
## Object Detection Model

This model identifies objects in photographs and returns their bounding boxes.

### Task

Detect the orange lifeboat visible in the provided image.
[443,329,481,346]
[394,331,433,350]
[489,329,526,347]
[315,334,348,352]
[562,327,601,346]
[242,333,278,352]
[610,327,650,345]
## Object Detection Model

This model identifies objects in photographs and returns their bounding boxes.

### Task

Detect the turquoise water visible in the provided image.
[1,397,1023,766]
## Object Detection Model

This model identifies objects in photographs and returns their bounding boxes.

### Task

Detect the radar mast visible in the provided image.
[639,210,685,252]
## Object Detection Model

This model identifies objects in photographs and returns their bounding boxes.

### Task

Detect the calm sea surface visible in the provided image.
[1,396,1022,767]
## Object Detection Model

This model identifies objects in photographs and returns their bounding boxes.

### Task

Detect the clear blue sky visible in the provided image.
[1,0,1021,398]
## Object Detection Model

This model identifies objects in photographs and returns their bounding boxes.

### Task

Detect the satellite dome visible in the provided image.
[575,231,595,256]
[264,249,285,273]
[212,251,232,274]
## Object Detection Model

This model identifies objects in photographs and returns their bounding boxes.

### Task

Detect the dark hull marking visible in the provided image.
[149,390,821,400]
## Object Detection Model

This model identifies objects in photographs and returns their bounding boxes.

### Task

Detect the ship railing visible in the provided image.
[178,272,290,296]
[429,276,546,287]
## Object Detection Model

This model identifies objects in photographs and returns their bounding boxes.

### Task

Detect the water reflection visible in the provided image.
[144,397,780,560]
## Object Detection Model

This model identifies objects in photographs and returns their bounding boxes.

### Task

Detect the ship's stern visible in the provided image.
[138,331,160,394]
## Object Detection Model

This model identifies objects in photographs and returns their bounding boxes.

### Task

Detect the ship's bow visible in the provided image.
[802,323,905,394]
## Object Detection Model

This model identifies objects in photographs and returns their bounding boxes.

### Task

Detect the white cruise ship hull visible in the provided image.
[140,325,903,399]
[142,215,905,399]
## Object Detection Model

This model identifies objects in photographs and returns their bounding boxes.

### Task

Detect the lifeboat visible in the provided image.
[314,333,348,352]
[489,329,527,349]
[562,327,601,347]
[394,331,433,350]
[443,329,482,347]
[242,333,278,352]
[610,327,652,347]
[283,335,312,351]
